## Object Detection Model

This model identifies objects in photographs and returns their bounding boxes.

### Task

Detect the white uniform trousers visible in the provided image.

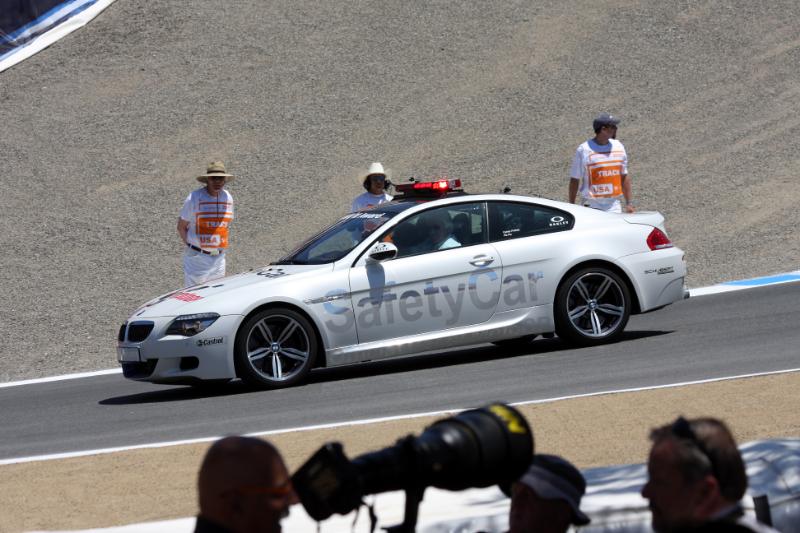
[183,248,226,288]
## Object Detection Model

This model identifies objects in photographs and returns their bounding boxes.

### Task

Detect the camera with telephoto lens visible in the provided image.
[291,403,533,532]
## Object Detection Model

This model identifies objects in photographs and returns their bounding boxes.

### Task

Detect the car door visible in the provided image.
[487,201,575,313]
[348,202,501,344]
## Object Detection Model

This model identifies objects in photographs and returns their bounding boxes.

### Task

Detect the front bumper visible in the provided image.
[117,314,243,383]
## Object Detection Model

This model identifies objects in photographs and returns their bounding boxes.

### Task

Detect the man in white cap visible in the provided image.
[508,454,591,533]
[177,161,235,287]
[351,162,393,212]
[569,113,635,213]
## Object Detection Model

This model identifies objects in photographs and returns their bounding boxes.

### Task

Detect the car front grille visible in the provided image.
[121,360,158,379]
[127,321,154,342]
[118,323,127,342]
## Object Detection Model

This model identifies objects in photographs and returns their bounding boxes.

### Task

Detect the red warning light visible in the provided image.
[396,178,463,195]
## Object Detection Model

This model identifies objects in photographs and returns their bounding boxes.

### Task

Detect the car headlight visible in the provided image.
[166,313,220,337]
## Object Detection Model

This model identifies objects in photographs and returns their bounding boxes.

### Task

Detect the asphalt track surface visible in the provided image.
[2,283,798,461]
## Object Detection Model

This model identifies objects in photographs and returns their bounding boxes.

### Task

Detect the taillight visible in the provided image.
[647,228,673,250]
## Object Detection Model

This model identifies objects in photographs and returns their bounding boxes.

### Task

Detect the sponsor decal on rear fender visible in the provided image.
[644,266,675,275]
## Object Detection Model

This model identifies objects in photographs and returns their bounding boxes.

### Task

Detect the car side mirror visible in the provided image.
[366,242,398,262]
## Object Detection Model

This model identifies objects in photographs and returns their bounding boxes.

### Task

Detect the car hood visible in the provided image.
[130,264,332,318]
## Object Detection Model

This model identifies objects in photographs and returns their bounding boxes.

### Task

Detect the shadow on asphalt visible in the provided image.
[98,381,253,405]
[98,330,672,405]
[306,330,671,385]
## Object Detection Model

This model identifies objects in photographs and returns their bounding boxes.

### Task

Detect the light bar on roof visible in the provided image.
[395,178,463,194]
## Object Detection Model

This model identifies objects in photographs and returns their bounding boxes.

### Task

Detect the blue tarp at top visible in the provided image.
[0,0,112,68]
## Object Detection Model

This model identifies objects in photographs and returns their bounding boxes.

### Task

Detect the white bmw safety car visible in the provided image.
[117,179,686,389]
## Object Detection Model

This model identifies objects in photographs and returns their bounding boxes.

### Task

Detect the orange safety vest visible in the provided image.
[195,199,233,249]
[586,150,625,199]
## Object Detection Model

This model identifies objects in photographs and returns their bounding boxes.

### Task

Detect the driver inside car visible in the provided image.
[412,210,460,254]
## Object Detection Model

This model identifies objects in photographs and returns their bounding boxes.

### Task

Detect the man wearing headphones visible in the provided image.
[569,113,634,213]
[351,162,393,212]
[641,416,778,532]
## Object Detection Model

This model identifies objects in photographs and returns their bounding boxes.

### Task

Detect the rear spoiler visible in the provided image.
[622,211,666,232]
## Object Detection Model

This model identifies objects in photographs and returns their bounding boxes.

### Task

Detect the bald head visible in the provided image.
[197,436,294,533]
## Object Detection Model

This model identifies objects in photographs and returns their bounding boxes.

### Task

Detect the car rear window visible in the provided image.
[488,201,574,242]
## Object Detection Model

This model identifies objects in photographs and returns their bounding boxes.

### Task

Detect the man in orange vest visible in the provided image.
[568,113,634,213]
[177,161,235,287]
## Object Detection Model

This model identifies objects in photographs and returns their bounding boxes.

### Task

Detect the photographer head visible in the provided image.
[641,417,748,532]
[509,454,590,533]
[196,436,296,533]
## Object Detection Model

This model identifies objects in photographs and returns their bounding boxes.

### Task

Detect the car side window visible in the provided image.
[488,202,574,242]
[382,202,487,259]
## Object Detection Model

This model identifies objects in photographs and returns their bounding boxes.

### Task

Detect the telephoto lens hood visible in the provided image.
[292,403,534,522]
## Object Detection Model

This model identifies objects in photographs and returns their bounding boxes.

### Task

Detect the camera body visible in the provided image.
[292,403,534,522]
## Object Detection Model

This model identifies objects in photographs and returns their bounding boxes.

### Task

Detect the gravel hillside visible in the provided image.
[1,0,798,381]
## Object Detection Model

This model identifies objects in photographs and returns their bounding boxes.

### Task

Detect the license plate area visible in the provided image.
[117,346,141,362]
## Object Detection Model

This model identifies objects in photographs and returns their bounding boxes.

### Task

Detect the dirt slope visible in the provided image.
[1,0,799,380]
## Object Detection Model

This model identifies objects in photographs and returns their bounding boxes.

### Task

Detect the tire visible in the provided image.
[554,266,631,346]
[234,308,318,389]
[492,334,538,349]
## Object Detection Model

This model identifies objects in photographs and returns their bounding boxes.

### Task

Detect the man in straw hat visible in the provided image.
[351,161,393,212]
[177,161,235,287]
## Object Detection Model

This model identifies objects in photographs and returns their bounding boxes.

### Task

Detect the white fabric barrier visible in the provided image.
[0,0,117,73]
[422,438,800,533]
[27,438,799,533]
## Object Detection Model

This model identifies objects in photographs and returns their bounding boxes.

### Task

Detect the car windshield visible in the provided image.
[275,203,414,265]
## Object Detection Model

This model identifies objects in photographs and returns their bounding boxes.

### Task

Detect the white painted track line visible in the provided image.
[687,269,800,297]
[0,368,121,389]
[2,367,798,466]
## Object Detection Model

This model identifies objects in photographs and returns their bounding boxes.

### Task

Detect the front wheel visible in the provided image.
[234,308,318,389]
[554,267,631,346]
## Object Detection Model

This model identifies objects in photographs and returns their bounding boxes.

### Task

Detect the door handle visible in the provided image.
[470,255,495,267]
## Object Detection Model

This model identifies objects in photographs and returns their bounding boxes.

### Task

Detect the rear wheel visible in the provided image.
[554,267,630,345]
[234,308,318,389]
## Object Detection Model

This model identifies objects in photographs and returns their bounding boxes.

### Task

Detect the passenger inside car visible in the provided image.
[452,212,472,245]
